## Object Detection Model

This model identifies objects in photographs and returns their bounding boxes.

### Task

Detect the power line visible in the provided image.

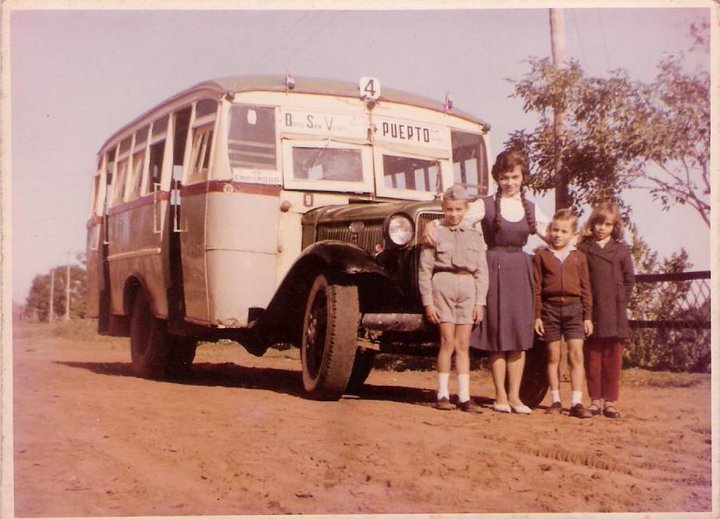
[250,11,318,73]
[595,8,612,71]
[273,11,342,73]
[570,10,586,66]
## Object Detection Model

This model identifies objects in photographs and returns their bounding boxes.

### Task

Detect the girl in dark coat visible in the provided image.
[577,203,635,419]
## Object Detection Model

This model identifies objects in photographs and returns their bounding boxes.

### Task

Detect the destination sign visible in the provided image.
[373,117,450,149]
[232,169,281,185]
[281,109,367,139]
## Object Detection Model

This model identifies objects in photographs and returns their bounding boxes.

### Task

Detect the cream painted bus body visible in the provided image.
[87,76,491,335]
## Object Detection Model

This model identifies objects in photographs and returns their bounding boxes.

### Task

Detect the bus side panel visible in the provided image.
[107,200,168,318]
[206,250,277,327]
[204,191,280,326]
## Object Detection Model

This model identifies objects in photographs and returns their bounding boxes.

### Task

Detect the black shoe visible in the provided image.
[603,405,621,419]
[435,397,454,411]
[569,403,593,419]
[545,401,562,414]
[457,399,483,413]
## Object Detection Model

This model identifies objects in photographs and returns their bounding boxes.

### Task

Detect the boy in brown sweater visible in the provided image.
[533,209,594,418]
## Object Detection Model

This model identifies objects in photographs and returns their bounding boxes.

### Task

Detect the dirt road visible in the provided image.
[10,321,713,516]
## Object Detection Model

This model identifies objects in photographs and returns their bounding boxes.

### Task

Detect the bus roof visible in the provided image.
[99,75,490,154]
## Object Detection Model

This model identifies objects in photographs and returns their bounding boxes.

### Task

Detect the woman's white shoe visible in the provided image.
[510,404,532,415]
[492,402,511,413]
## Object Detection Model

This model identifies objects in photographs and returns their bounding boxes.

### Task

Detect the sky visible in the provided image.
[5,2,714,305]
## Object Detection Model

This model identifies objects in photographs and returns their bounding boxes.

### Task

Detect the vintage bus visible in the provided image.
[86,75,547,403]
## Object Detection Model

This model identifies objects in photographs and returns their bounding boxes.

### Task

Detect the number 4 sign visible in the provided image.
[359,77,381,100]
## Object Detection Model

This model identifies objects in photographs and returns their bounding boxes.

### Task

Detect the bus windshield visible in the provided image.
[382,155,440,192]
[292,146,363,182]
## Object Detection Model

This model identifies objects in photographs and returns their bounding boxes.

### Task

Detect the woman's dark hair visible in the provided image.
[491,149,537,235]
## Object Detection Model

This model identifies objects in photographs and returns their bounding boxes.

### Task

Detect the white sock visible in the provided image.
[438,372,450,400]
[571,390,582,406]
[458,374,470,403]
[551,390,561,404]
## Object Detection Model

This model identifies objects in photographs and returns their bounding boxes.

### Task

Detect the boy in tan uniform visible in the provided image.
[419,184,488,412]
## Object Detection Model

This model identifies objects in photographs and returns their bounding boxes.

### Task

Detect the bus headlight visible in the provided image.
[386,214,414,247]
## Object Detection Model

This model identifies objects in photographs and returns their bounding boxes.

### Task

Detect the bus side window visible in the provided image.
[173,108,192,183]
[104,148,116,211]
[147,141,164,194]
[111,136,133,206]
[451,131,488,198]
[91,156,104,218]
[112,159,129,206]
[188,126,213,182]
[146,115,169,194]
[129,126,149,199]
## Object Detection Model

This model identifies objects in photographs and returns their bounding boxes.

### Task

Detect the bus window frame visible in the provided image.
[281,139,373,194]
[226,102,279,176]
[128,126,150,201]
[185,99,218,185]
[373,148,450,201]
[187,123,215,184]
[450,130,489,198]
[146,115,170,196]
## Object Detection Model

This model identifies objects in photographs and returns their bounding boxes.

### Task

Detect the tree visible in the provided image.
[507,50,709,225]
[25,264,87,322]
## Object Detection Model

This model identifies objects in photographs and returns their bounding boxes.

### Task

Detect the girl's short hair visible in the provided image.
[581,202,624,241]
[552,208,579,232]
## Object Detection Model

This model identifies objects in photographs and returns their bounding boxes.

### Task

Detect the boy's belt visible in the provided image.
[433,267,473,276]
[489,245,522,252]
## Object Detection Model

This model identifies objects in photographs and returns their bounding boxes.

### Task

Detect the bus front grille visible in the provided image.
[416,211,444,239]
[317,223,384,254]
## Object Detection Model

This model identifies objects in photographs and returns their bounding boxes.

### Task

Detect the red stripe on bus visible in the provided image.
[180,181,281,197]
[86,215,103,228]
[93,181,280,223]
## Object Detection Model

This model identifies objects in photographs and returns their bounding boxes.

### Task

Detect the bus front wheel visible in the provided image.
[167,336,198,379]
[300,274,359,400]
[345,348,376,395]
[130,291,170,378]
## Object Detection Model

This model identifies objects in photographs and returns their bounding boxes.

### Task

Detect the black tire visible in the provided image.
[345,348,377,395]
[167,336,198,379]
[519,339,549,408]
[301,274,359,400]
[130,291,171,378]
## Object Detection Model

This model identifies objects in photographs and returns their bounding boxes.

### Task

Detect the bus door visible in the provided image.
[165,107,199,328]
[97,151,114,331]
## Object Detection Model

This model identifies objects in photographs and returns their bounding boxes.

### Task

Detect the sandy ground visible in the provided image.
[10,321,714,517]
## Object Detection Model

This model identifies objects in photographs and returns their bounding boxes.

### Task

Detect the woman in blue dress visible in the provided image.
[469,149,550,414]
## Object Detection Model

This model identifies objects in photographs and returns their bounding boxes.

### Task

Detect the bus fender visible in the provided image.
[251,241,404,346]
[297,240,390,277]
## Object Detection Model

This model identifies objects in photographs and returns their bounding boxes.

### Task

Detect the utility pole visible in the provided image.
[49,268,55,323]
[549,8,570,211]
[550,8,571,382]
[65,252,71,321]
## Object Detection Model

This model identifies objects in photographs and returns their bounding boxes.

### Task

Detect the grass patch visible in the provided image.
[621,367,710,388]
[13,319,117,342]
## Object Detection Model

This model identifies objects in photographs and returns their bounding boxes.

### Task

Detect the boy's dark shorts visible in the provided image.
[540,301,585,342]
